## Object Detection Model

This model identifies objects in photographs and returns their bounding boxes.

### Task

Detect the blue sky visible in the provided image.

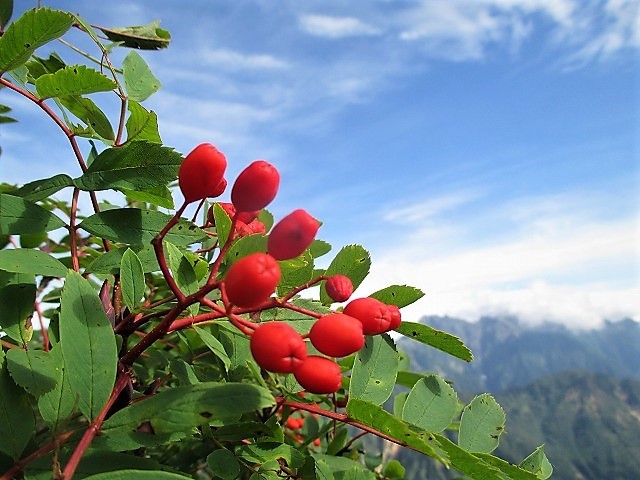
[2,0,638,328]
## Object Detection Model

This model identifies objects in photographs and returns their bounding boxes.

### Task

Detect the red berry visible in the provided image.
[236,220,267,237]
[250,322,307,373]
[313,438,321,447]
[231,160,280,212]
[308,313,364,357]
[343,297,393,335]
[386,304,402,330]
[325,275,354,303]
[285,417,305,430]
[178,143,227,203]
[237,210,261,224]
[267,209,320,260]
[224,252,281,308]
[294,356,342,394]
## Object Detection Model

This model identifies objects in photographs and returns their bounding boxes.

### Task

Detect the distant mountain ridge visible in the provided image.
[399,316,640,393]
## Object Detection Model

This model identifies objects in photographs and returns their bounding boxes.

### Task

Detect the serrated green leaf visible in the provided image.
[237,442,305,468]
[59,95,114,140]
[277,250,314,296]
[0,270,34,344]
[382,459,405,479]
[121,185,174,209]
[10,174,73,202]
[402,374,458,432]
[25,52,66,81]
[84,471,191,480]
[223,234,268,269]
[59,270,118,420]
[37,345,75,431]
[0,193,66,235]
[433,434,514,480]
[476,453,541,480]
[73,141,182,192]
[193,325,231,372]
[396,321,473,362]
[320,245,370,304]
[125,100,161,143]
[165,242,198,315]
[370,285,424,308]
[212,203,233,247]
[207,449,241,480]
[35,65,116,99]
[102,382,274,434]
[519,445,553,479]
[345,398,448,463]
[6,349,57,397]
[120,248,145,309]
[0,8,73,72]
[458,394,506,454]
[0,248,67,277]
[123,50,161,101]
[96,21,171,50]
[0,362,35,459]
[79,208,208,247]
[350,334,399,405]
[309,239,331,258]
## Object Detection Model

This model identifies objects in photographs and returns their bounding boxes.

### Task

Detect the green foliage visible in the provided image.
[0,5,548,479]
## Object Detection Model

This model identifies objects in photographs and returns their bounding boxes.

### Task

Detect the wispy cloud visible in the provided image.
[299,14,382,38]
[196,48,290,71]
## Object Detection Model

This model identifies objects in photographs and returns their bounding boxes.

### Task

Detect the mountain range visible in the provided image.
[389,316,640,480]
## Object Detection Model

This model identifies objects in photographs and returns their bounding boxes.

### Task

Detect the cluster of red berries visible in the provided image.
[178,143,402,395]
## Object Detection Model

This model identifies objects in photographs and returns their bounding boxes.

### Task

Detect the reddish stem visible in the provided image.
[68,188,81,272]
[61,370,130,479]
[34,301,50,352]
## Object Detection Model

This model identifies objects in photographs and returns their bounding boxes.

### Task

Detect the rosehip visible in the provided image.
[231,160,280,212]
[207,201,235,226]
[308,313,364,357]
[236,220,266,237]
[325,275,354,303]
[343,297,393,335]
[178,143,227,203]
[267,209,320,260]
[250,321,307,373]
[285,417,305,430]
[294,356,342,394]
[224,252,281,308]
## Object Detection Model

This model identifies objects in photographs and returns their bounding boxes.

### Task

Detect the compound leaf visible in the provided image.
[59,95,114,140]
[36,65,116,99]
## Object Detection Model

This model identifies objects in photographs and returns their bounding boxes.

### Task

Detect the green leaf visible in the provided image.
[519,445,553,479]
[0,362,35,460]
[193,325,231,372]
[476,453,541,480]
[458,394,506,454]
[10,174,74,202]
[433,434,514,480]
[73,141,182,192]
[123,50,161,101]
[0,0,13,30]
[0,248,68,277]
[309,239,331,258]
[59,95,115,140]
[277,250,314,295]
[223,233,268,268]
[120,248,145,309]
[320,245,370,304]
[402,374,458,432]
[369,285,424,308]
[0,270,35,344]
[207,449,241,480]
[237,442,305,468]
[212,203,233,247]
[5,349,57,397]
[165,242,199,315]
[37,345,75,431]
[84,471,191,480]
[59,270,118,420]
[103,382,274,434]
[85,245,159,275]
[121,185,174,209]
[349,334,398,405]
[35,65,116,99]
[0,8,73,72]
[382,460,405,479]
[79,208,208,247]
[345,398,448,463]
[96,21,171,50]
[395,321,473,362]
[125,100,161,143]
[0,193,66,235]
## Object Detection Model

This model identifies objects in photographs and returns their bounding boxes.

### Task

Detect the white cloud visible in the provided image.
[299,14,382,38]
[358,188,640,328]
[198,48,290,71]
